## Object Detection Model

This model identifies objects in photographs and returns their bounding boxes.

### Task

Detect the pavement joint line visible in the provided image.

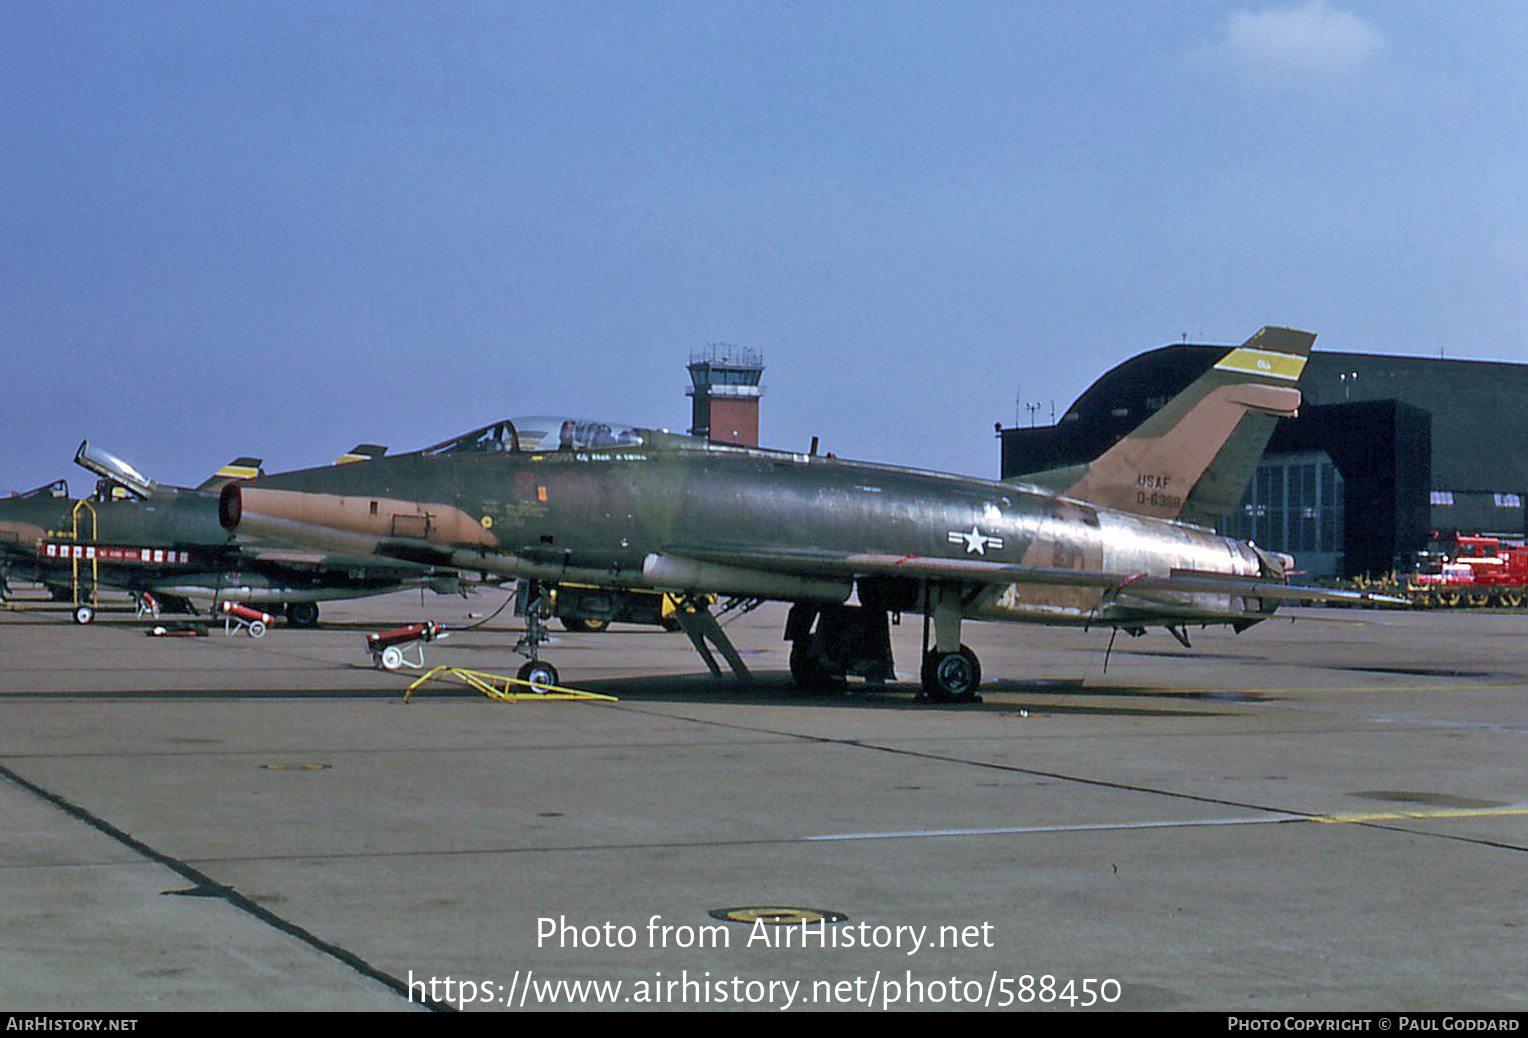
[0,758,454,1013]
[807,814,1305,841]
[0,733,793,761]
[610,702,1307,815]
[7,804,1521,871]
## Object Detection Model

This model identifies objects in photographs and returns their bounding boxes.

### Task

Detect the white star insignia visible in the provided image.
[948,525,1003,555]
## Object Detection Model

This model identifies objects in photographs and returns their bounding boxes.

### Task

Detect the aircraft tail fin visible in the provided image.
[1021,326,1313,526]
[197,457,265,492]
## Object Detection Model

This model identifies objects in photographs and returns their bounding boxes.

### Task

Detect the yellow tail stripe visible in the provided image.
[1213,347,1309,381]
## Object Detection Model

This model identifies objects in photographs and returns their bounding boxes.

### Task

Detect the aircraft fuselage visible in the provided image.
[233,442,1270,630]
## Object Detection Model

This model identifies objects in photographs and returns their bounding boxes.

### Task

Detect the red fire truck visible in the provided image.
[1404,533,1528,607]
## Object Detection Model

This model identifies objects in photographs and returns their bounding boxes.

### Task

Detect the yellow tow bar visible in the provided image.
[403,666,618,704]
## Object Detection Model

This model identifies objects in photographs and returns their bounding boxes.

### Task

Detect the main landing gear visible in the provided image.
[785,603,896,691]
[284,601,320,628]
[917,583,983,703]
[784,584,983,704]
[920,644,981,703]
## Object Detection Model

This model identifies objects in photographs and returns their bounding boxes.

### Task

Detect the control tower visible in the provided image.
[687,344,764,446]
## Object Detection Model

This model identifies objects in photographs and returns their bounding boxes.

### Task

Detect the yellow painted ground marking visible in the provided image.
[1309,806,1528,825]
[808,807,1528,843]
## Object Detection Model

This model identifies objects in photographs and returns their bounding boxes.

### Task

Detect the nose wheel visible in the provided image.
[516,659,560,692]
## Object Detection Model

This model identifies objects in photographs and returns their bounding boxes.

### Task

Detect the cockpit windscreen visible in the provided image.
[420,417,647,456]
[511,417,646,452]
[16,479,69,499]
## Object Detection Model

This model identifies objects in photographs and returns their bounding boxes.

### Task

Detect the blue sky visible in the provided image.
[3,2,1525,492]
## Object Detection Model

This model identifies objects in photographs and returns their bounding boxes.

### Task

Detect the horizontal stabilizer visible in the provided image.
[335,444,387,465]
[197,457,266,491]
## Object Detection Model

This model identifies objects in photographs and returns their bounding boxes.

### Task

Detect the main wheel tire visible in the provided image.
[561,616,609,633]
[517,660,559,692]
[921,645,982,703]
[789,635,843,691]
[285,602,320,628]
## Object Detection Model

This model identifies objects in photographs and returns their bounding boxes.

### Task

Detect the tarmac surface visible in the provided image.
[2,585,1525,1012]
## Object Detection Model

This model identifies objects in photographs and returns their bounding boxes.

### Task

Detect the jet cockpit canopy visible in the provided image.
[511,416,647,452]
[419,417,649,456]
[74,442,156,499]
[15,479,69,499]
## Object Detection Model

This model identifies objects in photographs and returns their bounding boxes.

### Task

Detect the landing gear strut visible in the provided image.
[513,581,560,691]
[920,645,981,703]
[918,583,982,703]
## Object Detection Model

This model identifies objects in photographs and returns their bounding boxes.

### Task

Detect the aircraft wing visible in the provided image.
[661,546,1407,608]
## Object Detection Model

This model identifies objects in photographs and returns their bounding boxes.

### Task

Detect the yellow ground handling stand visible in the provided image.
[403,666,618,704]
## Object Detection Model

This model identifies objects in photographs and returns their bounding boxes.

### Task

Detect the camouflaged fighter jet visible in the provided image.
[215,327,1401,700]
[0,441,465,625]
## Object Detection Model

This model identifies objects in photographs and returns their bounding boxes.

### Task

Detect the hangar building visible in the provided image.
[998,343,1528,579]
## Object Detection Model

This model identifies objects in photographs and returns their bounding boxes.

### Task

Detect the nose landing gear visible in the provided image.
[513,581,560,691]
